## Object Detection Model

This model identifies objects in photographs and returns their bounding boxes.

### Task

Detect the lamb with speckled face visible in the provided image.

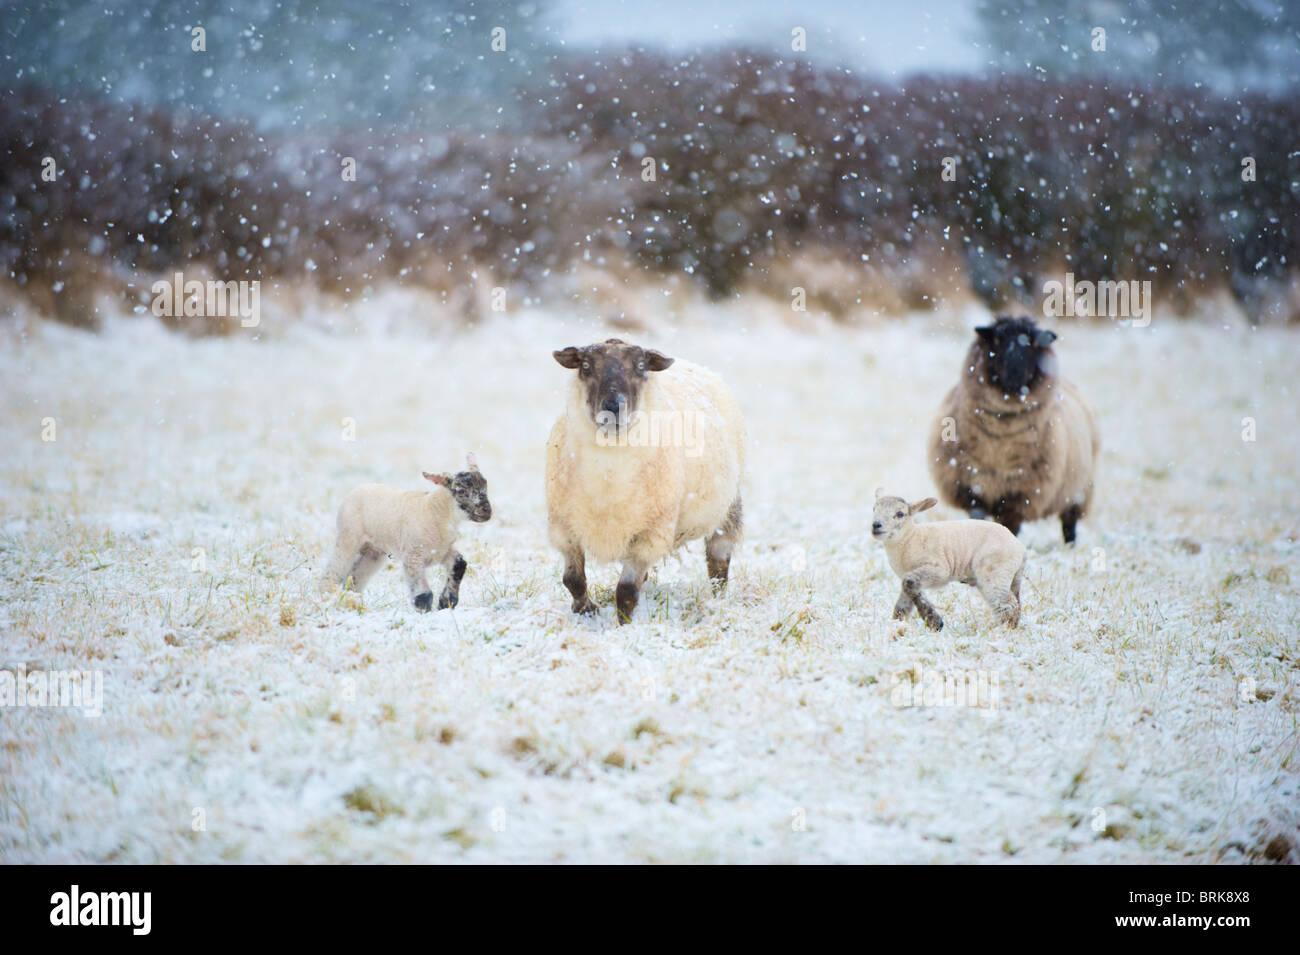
[872,489,1027,631]
[546,339,746,625]
[323,454,491,612]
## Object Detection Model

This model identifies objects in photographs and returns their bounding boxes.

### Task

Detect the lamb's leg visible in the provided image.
[323,533,362,590]
[438,550,468,610]
[615,557,650,625]
[1060,505,1082,544]
[347,545,386,592]
[560,544,598,616]
[1006,565,1024,626]
[892,585,914,620]
[978,580,1020,627]
[404,555,434,612]
[975,556,1023,626]
[706,495,743,594]
[901,574,945,631]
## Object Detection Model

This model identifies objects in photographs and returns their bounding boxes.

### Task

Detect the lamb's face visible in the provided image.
[871,493,936,541]
[972,316,1059,398]
[871,495,913,541]
[451,469,492,523]
[553,338,674,427]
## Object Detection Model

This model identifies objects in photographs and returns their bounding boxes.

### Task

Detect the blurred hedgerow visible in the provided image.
[2,50,1297,330]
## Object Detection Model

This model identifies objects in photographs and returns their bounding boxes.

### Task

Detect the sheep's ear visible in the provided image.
[423,471,450,487]
[911,498,938,514]
[643,349,674,372]
[1034,328,1058,347]
[874,487,885,501]
[553,347,583,369]
[466,452,479,471]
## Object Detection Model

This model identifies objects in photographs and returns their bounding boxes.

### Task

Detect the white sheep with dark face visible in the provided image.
[545,339,746,625]
[323,454,492,612]
[872,489,1026,631]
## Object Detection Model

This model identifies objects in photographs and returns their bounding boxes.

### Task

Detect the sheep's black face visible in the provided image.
[973,316,1058,397]
[553,339,674,428]
[451,470,492,523]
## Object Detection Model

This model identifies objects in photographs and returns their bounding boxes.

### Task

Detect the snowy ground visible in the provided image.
[1,297,1297,863]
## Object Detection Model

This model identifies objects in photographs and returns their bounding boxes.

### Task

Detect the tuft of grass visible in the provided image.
[342,784,403,822]
[603,750,627,769]
[770,608,811,644]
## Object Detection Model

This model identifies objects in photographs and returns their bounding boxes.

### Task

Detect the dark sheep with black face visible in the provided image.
[926,316,1100,542]
[971,317,1059,396]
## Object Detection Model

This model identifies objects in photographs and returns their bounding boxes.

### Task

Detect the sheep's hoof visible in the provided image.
[614,582,638,625]
[924,615,944,631]
[572,596,599,616]
[892,606,909,621]
[438,592,457,610]
[413,592,433,612]
[706,555,730,593]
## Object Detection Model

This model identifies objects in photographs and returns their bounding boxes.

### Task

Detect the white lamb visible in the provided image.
[872,489,1026,630]
[323,454,492,611]
[546,338,746,624]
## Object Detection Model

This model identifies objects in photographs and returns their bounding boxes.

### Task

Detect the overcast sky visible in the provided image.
[555,0,984,77]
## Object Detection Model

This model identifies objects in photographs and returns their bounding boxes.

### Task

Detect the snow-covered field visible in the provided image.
[1,298,1297,863]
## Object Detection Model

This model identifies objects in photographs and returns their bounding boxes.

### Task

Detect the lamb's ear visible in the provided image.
[1034,328,1058,347]
[466,452,479,471]
[423,471,450,487]
[553,347,583,369]
[874,487,885,501]
[643,349,674,372]
[911,498,938,514]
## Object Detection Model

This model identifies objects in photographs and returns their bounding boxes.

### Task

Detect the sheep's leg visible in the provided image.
[990,497,1023,536]
[560,545,598,616]
[892,586,915,620]
[438,550,468,610]
[901,573,945,631]
[1060,505,1082,544]
[956,484,988,521]
[615,558,650,625]
[617,528,673,625]
[706,495,743,594]
[404,555,435,612]
[347,545,386,592]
